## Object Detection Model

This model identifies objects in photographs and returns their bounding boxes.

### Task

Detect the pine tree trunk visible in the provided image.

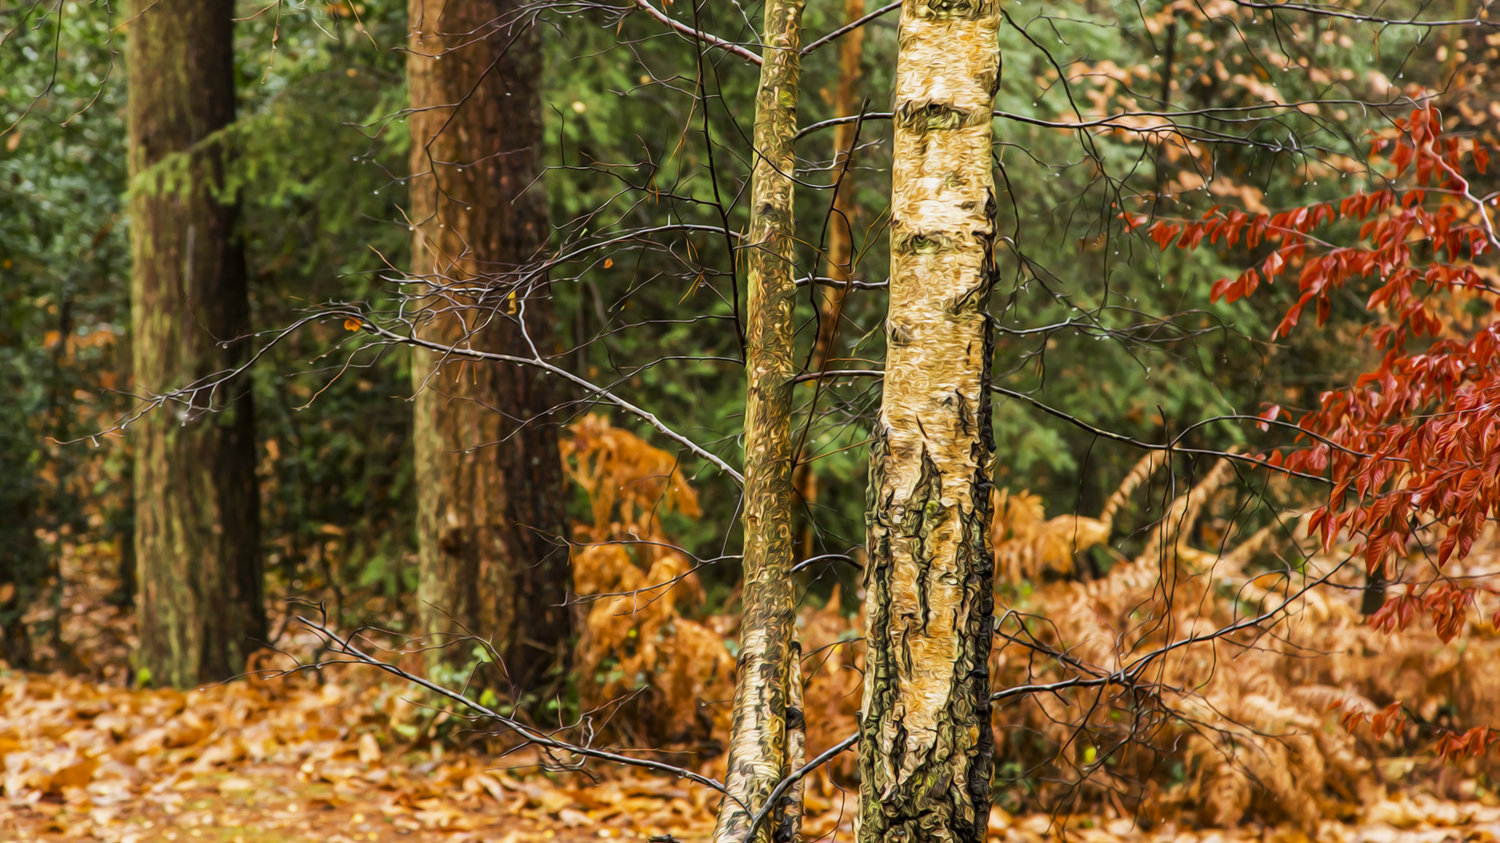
[407,0,571,693]
[126,0,265,689]
[711,3,806,842]
[857,1,1000,841]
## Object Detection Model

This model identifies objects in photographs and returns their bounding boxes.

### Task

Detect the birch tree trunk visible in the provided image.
[857,1,1001,841]
[407,0,571,692]
[711,2,806,842]
[126,0,265,689]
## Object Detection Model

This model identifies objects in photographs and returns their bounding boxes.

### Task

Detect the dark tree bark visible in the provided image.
[0,475,41,669]
[125,0,265,689]
[407,0,571,693]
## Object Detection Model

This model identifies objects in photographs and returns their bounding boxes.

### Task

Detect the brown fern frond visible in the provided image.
[1099,449,1169,528]
[1148,456,1237,555]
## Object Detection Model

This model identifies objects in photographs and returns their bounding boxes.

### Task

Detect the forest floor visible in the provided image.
[5,663,1500,843]
[7,542,1500,842]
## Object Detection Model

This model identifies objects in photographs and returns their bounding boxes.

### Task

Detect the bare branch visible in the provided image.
[798,0,897,56]
[632,0,763,65]
[288,614,733,796]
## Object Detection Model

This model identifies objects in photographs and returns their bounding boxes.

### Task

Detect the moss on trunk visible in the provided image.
[126,0,264,689]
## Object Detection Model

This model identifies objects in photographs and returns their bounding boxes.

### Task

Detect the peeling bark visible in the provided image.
[407,0,571,692]
[857,1,1001,841]
[126,0,265,689]
[711,3,806,842]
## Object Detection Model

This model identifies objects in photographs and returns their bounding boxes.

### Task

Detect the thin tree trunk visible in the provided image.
[711,3,806,842]
[126,0,264,689]
[407,0,572,693]
[809,0,865,375]
[793,0,866,557]
[857,1,1001,841]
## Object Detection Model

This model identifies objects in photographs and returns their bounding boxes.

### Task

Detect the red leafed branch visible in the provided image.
[1434,726,1500,763]
[1130,104,1500,638]
[1336,699,1500,763]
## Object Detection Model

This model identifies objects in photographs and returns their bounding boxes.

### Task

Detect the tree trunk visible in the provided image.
[407,0,571,694]
[0,468,41,669]
[857,2,1000,841]
[808,0,865,379]
[793,0,866,558]
[711,3,806,842]
[126,0,265,689]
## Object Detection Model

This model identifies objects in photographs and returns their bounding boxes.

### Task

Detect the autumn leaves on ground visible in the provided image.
[7,416,1500,842]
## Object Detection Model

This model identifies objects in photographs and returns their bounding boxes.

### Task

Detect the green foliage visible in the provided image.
[0,2,131,656]
[1,1,418,636]
[228,1,417,612]
[1,0,1474,651]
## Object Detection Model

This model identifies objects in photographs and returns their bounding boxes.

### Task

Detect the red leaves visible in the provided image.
[1255,404,1283,432]
[1369,589,1420,635]
[1370,583,1478,644]
[1338,699,1500,764]
[1337,700,1405,738]
[1435,727,1500,763]
[1369,702,1406,740]
[1140,106,1500,617]
[1425,583,1476,643]
[1149,221,1181,251]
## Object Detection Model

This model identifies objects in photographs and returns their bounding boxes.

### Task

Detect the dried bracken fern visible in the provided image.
[783,450,1500,828]
[557,429,1500,828]
[991,450,1168,587]
[562,415,733,747]
[987,454,1500,828]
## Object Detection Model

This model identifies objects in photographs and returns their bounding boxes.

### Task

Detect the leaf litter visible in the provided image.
[6,661,1500,842]
[9,418,1500,841]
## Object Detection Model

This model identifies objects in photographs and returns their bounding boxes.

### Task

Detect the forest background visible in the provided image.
[4,0,1500,841]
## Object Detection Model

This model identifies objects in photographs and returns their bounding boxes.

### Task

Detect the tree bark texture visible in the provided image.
[711,3,806,842]
[858,1,1000,841]
[125,0,265,689]
[407,0,571,692]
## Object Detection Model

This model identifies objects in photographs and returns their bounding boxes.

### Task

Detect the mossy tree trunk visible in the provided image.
[407,0,571,693]
[125,0,265,689]
[710,2,806,842]
[858,1,1001,841]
